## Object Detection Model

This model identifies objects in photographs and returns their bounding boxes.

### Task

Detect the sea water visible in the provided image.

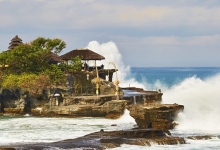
[126,67,220,149]
[0,111,136,146]
[1,67,220,149]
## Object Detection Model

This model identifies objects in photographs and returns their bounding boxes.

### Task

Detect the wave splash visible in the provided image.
[86,41,220,133]
[163,75,220,132]
[86,41,145,89]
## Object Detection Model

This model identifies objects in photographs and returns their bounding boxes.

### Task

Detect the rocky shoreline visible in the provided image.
[0,87,210,149]
[0,129,185,149]
[0,129,212,150]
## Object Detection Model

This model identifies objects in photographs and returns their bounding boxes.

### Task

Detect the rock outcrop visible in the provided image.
[127,104,184,130]
[0,129,186,149]
[122,87,163,104]
[31,99,127,119]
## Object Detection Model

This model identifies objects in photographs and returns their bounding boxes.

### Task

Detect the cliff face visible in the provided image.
[0,85,184,131]
[127,104,184,130]
[0,87,187,148]
[32,98,127,119]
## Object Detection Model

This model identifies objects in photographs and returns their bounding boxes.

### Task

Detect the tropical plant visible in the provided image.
[1,73,51,98]
[0,37,66,75]
[59,56,82,73]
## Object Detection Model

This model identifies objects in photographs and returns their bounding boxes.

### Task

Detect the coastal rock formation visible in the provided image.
[0,129,185,149]
[122,87,163,104]
[31,99,127,119]
[127,104,184,130]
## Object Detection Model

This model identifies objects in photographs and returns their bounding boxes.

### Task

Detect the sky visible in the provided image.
[1,0,220,67]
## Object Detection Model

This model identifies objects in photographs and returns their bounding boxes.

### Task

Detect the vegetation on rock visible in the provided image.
[0,37,83,99]
[0,37,97,100]
[0,37,66,75]
[2,73,50,98]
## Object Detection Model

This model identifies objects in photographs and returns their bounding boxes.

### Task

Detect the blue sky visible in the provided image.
[1,0,220,67]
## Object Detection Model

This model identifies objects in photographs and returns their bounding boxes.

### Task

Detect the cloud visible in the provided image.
[0,14,13,28]
[1,0,220,67]
[80,0,94,3]
[1,1,220,30]
[112,34,220,66]
[116,34,220,49]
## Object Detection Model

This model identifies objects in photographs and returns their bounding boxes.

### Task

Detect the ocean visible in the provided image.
[0,67,220,149]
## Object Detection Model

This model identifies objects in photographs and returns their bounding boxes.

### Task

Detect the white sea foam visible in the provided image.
[163,74,220,133]
[86,41,220,133]
[86,41,146,89]
[86,41,170,91]
[0,115,136,146]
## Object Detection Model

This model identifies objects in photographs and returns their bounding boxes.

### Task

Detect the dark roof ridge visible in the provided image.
[61,49,105,60]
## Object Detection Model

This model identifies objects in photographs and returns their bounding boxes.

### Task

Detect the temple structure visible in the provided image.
[6,35,62,64]
[47,52,63,64]
[8,35,23,50]
[61,48,105,61]
[5,36,117,82]
[60,48,117,82]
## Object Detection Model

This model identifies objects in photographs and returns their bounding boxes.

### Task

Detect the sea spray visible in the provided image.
[163,75,220,133]
[116,109,136,123]
[86,41,146,89]
[86,41,128,80]
[86,42,220,133]
[86,41,168,90]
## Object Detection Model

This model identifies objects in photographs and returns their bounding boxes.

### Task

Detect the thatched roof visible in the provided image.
[47,52,63,64]
[60,49,105,61]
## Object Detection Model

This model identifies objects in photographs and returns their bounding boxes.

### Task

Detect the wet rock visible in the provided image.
[0,129,185,149]
[127,103,184,130]
[186,135,212,140]
[30,99,127,118]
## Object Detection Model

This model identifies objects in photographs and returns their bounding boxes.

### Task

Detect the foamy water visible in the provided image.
[0,109,136,146]
[163,75,220,134]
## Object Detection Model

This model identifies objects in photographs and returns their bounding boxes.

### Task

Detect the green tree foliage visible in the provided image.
[1,74,20,91]
[69,56,83,71]
[73,72,92,95]
[0,37,68,100]
[20,74,51,98]
[59,56,82,73]
[0,37,66,75]
[44,64,65,84]
[0,36,94,97]
[30,37,66,54]
[2,73,51,98]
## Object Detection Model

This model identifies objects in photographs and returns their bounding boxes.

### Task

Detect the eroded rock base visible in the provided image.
[127,104,184,130]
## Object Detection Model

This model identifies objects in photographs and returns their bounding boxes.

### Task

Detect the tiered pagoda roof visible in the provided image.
[8,35,23,50]
[60,48,105,61]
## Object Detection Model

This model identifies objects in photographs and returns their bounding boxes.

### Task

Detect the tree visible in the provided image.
[0,37,66,75]
[1,73,51,98]
[20,74,51,98]
[30,37,66,54]
[44,64,65,84]
[0,37,67,100]
[59,56,82,73]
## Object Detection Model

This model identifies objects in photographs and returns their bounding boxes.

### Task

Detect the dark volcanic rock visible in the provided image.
[0,129,185,149]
